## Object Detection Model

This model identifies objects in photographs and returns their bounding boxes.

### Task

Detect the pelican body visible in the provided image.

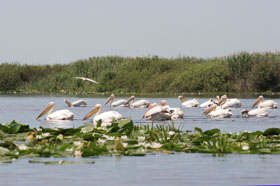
[218,95,241,108]
[64,99,87,107]
[36,102,74,121]
[178,96,199,108]
[142,100,183,121]
[142,105,171,121]
[199,98,214,108]
[203,105,232,119]
[83,104,123,126]
[105,94,135,107]
[252,96,277,109]
[130,99,150,108]
[241,108,269,117]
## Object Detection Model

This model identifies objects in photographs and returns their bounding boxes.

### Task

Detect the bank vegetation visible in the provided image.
[1,52,280,95]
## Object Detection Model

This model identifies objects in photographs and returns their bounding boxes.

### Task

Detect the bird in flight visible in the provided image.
[74,77,99,84]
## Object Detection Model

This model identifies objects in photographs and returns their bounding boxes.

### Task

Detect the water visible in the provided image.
[0,95,280,185]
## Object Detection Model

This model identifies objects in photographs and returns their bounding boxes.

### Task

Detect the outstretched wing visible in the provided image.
[74,77,99,84]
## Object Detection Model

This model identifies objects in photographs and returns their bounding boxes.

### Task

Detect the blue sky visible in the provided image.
[1,0,280,64]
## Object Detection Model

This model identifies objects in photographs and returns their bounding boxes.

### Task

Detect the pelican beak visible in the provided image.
[142,104,156,119]
[36,103,53,120]
[125,96,135,105]
[64,99,72,107]
[104,94,114,106]
[218,97,227,106]
[203,105,216,115]
[142,109,150,119]
[252,96,262,108]
[179,96,187,103]
[82,107,99,120]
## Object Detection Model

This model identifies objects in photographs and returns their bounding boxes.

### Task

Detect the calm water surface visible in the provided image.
[0,95,280,186]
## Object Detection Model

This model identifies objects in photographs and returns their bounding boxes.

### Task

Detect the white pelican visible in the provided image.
[36,102,74,120]
[220,95,241,108]
[203,104,232,119]
[74,77,99,84]
[104,94,135,107]
[199,98,214,108]
[142,103,171,121]
[130,99,150,108]
[178,96,199,108]
[142,100,183,121]
[241,108,269,117]
[64,99,87,107]
[82,104,123,126]
[161,100,184,120]
[252,95,277,109]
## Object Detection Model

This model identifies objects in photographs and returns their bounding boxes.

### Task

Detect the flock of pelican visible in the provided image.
[35,95,278,126]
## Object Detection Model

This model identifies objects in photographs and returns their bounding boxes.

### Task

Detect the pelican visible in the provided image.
[130,99,150,108]
[82,104,123,126]
[36,102,74,120]
[178,96,199,108]
[161,100,184,119]
[104,94,135,107]
[64,99,87,107]
[142,102,171,121]
[203,104,232,119]
[241,108,269,117]
[199,98,214,108]
[74,77,99,84]
[220,95,241,108]
[142,100,183,121]
[252,95,277,109]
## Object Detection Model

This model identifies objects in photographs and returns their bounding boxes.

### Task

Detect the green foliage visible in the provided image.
[250,61,280,91]
[2,120,280,163]
[1,52,280,94]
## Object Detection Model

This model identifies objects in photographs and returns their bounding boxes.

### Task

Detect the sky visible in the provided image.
[0,0,280,65]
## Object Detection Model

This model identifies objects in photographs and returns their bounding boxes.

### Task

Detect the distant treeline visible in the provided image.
[1,52,280,94]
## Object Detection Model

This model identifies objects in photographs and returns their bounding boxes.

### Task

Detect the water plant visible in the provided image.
[1,120,280,164]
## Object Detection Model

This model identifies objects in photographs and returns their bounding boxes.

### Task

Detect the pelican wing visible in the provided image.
[144,106,165,117]
[47,109,74,120]
[199,99,213,108]
[248,108,269,117]
[94,111,123,126]
[182,99,199,108]
[131,100,150,108]
[71,100,87,107]
[259,100,278,109]
[111,100,127,107]
[75,77,99,84]
[226,98,241,108]
[209,109,232,119]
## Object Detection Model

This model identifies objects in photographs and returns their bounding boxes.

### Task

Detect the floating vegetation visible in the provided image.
[1,120,280,164]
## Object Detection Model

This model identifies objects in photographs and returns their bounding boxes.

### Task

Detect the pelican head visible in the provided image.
[36,102,55,120]
[178,96,187,103]
[252,95,263,108]
[241,109,249,117]
[203,105,217,115]
[104,94,115,107]
[82,104,102,120]
[160,100,167,106]
[125,95,135,105]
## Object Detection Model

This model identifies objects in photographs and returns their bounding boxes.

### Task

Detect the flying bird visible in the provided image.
[74,77,99,84]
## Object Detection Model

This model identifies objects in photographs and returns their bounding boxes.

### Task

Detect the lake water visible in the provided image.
[0,95,280,186]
